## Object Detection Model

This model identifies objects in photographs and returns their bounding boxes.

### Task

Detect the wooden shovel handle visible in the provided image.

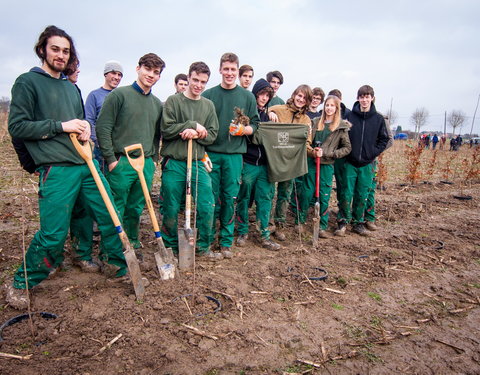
[70,133,121,229]
[124,143,145,173]
[124,144,160,233]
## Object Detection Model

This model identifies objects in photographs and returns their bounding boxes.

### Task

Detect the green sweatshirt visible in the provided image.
[202,85,259,154]
[8,68,85,166]
[161,93,218,160]
[96,84,162,165]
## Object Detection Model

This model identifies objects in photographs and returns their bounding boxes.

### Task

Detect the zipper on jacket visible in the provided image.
[358,113,366,162]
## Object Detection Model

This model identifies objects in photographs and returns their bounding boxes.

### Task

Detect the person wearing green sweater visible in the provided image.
[6,25,127,310]
[266,71,285,106]
[202,52,260,257]
[160,61,219,258]
[96,53,164,252]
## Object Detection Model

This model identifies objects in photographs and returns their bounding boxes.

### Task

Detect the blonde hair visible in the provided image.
[317,95,341,132]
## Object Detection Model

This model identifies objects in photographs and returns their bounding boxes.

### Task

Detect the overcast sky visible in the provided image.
[0,0,479,134]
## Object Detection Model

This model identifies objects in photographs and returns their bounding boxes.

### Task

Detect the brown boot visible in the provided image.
[365,221,378,231]
[235,234,248,247]
[261,239,281,251]
[5,284,29,310]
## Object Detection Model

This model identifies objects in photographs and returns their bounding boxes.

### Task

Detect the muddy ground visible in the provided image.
[0,141,479,375]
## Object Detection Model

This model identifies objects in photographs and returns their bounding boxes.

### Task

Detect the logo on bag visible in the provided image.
[278,132,289,145]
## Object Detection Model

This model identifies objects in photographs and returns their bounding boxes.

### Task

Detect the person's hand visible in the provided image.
[180,128,198,140]
[196,123,208,139]
[314,147,323,158]
[108,160,118,172]
[77,123,91,141]
[62,119,90,134]
[268,112,279,122]
[202,153,213,172]
[229,122,245,136]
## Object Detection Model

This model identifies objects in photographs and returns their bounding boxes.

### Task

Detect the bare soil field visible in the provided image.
[0,139,479,375]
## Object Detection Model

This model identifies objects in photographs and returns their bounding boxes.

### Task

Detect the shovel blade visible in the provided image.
[123,246,145,300]
[154,251,176,280]
[312,202,320,247]
[178,228,197,270]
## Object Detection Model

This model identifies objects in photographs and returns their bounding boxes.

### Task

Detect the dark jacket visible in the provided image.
[340,103,351,119]
[243,79,271,166]
[345,101,389,167]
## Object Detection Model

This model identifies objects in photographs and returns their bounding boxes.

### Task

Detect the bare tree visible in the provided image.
[383,109,398,127]
[0,96,10,113]
[410,107,429,139]
[448,110,466,136]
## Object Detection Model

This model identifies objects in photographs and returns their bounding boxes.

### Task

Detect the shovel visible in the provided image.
[312,142,321,246]
[178,138,197,270]
[69,134,145,300]
[124,144,178,280]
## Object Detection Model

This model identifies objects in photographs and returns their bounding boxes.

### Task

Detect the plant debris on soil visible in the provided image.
[0,139,479,375]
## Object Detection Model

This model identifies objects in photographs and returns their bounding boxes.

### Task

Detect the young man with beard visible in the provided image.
[160,62,219,259]
[6,25,127,309]
[235,79,281,251]
[96,53,164,252]
[202,52,259,257]
[336,85,389,236]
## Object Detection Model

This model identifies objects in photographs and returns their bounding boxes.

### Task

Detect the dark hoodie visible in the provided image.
[345,101,389,168]
[243,79,271,165]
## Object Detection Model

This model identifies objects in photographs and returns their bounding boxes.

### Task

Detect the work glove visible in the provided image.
[229,122,246,136]
[202,153,213,172]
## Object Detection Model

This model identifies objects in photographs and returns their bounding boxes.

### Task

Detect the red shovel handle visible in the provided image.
[315,156,320,199]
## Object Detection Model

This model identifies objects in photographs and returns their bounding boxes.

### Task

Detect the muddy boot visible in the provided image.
[352,223,370,237]
[261,239,281,251]
[236,234,248,247]
[294,224,304,234]
[73,259,100,273]
[5,284,29,310]
[220,246,234,259]
[197,251,223,261]
[273,223,286,241]
[334,221,347,237]
[365,221,378,231]
[318,229,329,239]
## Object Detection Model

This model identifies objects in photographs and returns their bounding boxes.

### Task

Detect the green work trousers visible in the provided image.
[334,157,348,223]
[106,156,155,248]
[236,163,275,240]
[338,161,374,225]
[160,158,214,253]
[274,179,293,224]
[208,152,242,248]
[365,161,377,222]
[70,197,94,260]
[296,159,334,230]
[14,164,126,289]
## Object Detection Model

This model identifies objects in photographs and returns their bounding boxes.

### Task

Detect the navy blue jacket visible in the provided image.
[346,101,389,168]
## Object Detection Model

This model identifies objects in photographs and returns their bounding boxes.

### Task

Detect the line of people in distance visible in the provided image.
[6,25,389,309]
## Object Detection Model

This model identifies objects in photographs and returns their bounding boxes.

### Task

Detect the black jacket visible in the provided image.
[346,101,389,167]
[243,79,271,166]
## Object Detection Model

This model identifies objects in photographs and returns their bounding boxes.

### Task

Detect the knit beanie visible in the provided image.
[104,60,123,75]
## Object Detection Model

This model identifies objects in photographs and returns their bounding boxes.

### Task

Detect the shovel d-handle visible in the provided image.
[124,143,145,173]
[124,144,160,235]
[70,134,145,299]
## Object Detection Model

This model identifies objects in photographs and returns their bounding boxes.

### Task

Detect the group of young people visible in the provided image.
[5,25,389,309]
